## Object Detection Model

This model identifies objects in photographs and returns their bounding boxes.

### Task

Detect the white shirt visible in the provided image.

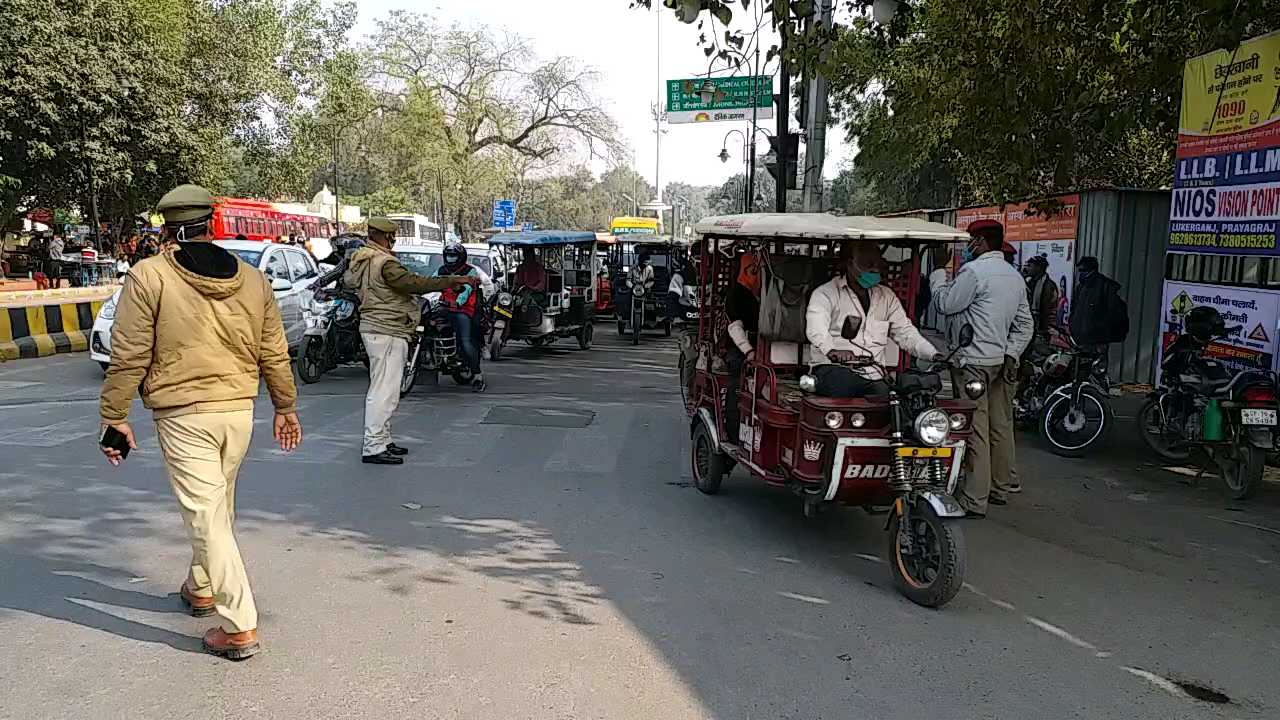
[805,276,939,370]
[669,270,684,295]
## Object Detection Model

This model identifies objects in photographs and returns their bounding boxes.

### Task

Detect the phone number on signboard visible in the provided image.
[1170,232,1276,250]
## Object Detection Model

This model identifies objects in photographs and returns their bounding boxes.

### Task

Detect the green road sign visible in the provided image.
[1171,291,1194,315]
[666,76,774,124]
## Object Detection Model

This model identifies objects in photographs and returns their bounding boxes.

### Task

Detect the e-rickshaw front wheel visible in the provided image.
[886,501,967,608]
[690,422,727,495]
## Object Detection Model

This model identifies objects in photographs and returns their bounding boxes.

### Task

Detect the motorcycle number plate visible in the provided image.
[895,447,952,458]
[306,316,326,329]
[1241,408,1277,425]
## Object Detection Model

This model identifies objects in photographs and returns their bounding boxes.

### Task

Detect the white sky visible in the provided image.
[353,0,850,192]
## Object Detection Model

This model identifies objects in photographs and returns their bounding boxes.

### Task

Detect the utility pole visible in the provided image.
[332,132,341,229]
[654,6,664,208]
[802,0,833,212]
[775,28,790,213]
[746,47,761,213]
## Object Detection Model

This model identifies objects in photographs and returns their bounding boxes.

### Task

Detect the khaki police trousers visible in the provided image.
[361,332,408,456]
[956,364,1016,514]
[155,409,258,633]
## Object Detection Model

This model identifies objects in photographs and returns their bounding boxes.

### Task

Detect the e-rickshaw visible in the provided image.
[489,230,598,354]
[612,239,679,343]
[594,233,616,315]
[685,214,984,608]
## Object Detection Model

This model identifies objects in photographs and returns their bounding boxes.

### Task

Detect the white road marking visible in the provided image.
[777,591,830,605]
[1024,615,1097,651]
[773,556,800,564]
[1122,666,1187,698]
[853,553,883,563]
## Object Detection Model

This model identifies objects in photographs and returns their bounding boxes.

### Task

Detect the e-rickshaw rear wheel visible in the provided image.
[690,422,727,495]
[886,502,967,608]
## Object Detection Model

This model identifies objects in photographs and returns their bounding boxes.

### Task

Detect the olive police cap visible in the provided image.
[156,184,216,224]
[367,217,398,234]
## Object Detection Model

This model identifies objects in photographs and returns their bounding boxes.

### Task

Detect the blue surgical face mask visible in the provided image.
[856,271,881,289]
[961,244,977,263]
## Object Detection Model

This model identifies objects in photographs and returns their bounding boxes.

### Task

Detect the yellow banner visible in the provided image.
[1179,30,1280,140]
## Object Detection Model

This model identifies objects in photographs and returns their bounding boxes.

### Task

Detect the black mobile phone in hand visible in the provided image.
[100,426,131,460]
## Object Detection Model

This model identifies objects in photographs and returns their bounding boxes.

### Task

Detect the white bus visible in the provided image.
[386,213,443,244]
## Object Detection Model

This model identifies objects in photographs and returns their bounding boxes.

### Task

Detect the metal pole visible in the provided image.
[654,6,663,208]
[802,0,833,212]
[775,29,789,213]
[746,47,760,214]
[332,131,340,229]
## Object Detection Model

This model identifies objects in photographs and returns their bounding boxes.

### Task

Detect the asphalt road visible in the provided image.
[1,329,1278,720]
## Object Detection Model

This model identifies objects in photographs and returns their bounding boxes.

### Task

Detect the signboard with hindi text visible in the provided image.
[1157,281,1280,377]
[1168,30,1280,255]
[665,76,774,124]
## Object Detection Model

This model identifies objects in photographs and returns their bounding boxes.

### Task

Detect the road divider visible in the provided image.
[0,298,105,361]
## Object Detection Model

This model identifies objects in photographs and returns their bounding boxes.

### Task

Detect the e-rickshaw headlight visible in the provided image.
[849,412,867,428]
[498,292,512,306]
[824,411,844,429]
[949,413,968,430]
[914,409,950,446]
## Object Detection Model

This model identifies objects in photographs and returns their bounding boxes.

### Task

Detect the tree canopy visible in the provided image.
[637,0,1280,211]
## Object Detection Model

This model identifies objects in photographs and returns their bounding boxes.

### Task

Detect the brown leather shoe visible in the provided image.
[202,627,260,660]
[179,583,216,617]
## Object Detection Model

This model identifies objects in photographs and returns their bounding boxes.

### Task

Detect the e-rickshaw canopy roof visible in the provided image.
[487,230,597,246]
[694,213,970,243]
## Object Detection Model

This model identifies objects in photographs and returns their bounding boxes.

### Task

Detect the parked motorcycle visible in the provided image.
[1025,341,1114,457]
[400,296,476,397]
[298,287,366,383]
[1138,306,1279,500]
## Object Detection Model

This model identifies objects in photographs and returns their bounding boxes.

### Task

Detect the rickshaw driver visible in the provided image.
[805,243,943,397]
[514,247,547,293]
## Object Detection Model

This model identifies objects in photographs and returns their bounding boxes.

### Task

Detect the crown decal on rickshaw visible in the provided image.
[802,439,822,461]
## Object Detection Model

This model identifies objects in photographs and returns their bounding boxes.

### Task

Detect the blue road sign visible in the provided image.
[493,199,517,229]
[522,221,535,232]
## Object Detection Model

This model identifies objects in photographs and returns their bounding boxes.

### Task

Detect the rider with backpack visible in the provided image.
[1069,256,1128,349]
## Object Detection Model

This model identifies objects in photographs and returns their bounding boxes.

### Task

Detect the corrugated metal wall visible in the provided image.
[1076,189,1170,385]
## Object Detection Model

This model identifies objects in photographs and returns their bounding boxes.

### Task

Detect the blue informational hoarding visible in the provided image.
[493,199,517,229]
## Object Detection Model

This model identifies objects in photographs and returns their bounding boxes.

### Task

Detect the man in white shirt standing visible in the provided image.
[806,243,941,397]
[931,219,1033,516]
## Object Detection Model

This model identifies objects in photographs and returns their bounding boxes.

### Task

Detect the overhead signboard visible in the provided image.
[1168,30,1280,255]
[492,199,517,229]
[666,76,774,124]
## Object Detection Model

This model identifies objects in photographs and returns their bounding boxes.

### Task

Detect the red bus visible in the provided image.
[211,198,336,244]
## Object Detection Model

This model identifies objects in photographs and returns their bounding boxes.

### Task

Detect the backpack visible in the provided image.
[758,256,828,341]
[1098,283,1130,344]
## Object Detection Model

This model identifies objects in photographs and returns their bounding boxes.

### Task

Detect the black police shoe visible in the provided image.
[387,443,409,456]
[362,451,404,465]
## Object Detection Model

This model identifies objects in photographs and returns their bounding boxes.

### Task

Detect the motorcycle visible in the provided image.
[298,287,366,383]
[488,288,515,361]
[1023,340,1114,457]
[1139,309,1279,500]
[400,296,477,397]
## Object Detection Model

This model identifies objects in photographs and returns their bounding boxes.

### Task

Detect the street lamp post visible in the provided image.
[719,129,749,212]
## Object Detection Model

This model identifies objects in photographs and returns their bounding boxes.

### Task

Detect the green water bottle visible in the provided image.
[1203,399,1224,442]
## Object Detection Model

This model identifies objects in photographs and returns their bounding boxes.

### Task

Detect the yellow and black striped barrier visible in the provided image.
[0,300,104,361]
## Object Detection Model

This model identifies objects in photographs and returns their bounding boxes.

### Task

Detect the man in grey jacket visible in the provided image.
[932,220,1033,515]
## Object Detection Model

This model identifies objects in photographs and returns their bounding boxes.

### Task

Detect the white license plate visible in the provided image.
[1241,408,1277,425]
[306,316,327,329]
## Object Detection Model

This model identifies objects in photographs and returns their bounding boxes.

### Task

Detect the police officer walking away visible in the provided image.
[99,184,303,660]
[344,217,475,465]
[931,219,1033,515]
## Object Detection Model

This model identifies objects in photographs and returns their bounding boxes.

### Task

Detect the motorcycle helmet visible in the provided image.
[443,240,467,269]
[1184,306,1224,343]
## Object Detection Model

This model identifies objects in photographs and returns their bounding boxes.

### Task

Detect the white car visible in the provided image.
[90,240,321,369]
